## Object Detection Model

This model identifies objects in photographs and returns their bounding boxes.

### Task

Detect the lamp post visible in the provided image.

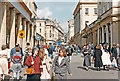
[97,16,101,44]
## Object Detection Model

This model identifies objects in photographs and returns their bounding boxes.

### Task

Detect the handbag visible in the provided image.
[26,56,34,74]
[26,68,34,74]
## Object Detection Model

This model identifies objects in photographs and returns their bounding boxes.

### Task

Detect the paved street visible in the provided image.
[68,53,118,80]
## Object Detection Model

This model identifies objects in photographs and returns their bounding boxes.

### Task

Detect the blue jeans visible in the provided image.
[49,54,53,59]
[75,50,78,54]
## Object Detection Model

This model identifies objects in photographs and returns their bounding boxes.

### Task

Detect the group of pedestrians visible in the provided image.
[82,43,120,71]
[0,43,74,81]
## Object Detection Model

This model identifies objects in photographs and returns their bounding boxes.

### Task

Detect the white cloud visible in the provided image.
[37,7,53,18]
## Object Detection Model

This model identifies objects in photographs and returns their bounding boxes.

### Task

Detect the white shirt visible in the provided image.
[58,56,64,65]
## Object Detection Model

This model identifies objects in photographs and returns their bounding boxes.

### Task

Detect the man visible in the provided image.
[111,43,117,70]
[24,43,30,54]
[67,45,73,62]
[74,44,78,55]
[116,44,120,70]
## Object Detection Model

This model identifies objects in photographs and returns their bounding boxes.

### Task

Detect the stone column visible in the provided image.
[17,14,23,47]
[0,2,6,50]
[22,19,27,51]
[112,22,116,44]
[115,22,119,44]
[10,8,15,49]
[31,24,34,47]
[27,23,30,43]
[98,27,100,44]
[106,24,109,44]
[102,26,105,43]
[110,23,113,47]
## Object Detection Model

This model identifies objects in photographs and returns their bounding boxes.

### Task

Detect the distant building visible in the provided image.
[73,0,98,46]
[36,17,64,45]
[68,19,74,43]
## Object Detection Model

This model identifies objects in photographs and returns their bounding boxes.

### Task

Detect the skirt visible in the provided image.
[83,55,91,66]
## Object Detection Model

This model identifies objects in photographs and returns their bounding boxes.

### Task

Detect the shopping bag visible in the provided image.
[112,58,117,67]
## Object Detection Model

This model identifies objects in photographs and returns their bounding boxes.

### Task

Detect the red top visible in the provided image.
[25,55,42,74]
[45,45,48,49]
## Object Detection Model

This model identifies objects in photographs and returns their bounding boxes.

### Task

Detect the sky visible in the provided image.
[36,2,78,33]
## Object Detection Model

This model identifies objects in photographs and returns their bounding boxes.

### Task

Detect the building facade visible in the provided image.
[81,0,120,47]
[73,0,98,46]
[68,19,74,43]
[36,17,64,45]
[0,1,37,50]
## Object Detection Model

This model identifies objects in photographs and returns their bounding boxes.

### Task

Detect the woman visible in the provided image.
[52,49,72,79]
[25,48,42,81]
[82,44,91,71]
[93,45,102,71]
[102,45,112,71]
[0,45,9,80]
[40,49,52,80]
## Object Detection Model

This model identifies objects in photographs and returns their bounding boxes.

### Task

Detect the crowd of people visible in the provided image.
[0,43,74,81]
[0,42,120,80]
[82,43,120,71]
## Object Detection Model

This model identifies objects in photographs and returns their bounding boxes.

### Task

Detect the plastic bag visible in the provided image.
[112,58,117,67]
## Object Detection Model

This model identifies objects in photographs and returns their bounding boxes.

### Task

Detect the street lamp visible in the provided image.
[97,16,101,44]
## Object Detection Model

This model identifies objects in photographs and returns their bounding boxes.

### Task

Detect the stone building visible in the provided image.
[68,19,74,43]
[81,0,120,47]
[36,17,64,45]
[73,0,98,46]
[0,1,37,50]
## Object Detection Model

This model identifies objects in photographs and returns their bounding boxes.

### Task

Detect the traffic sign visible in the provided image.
[19,30,25,38]
[36,35,41,41]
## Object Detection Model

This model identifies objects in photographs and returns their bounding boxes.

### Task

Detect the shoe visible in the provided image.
[113,68,116,70]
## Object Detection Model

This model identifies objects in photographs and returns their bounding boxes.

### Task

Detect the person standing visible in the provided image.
[52,49,72,79]
[102,45,112,71]
[0,45,9,80]
[12,48,22,80]
[82,44,91,71]
[93,45,102,71]
[111,43,118,70]
[116,44,120,70]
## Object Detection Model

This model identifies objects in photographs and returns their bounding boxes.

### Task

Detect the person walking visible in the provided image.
[82,44,91,71]
[102,45,112,71]
[74,44,78,55]
[67,45,73,62]
[40,49,52,80]
[0,45,9,80]
[93,45,102,71]
[47,46,53,59]
[24,48,32,66]
[25,48,42,81]
[12,48,22,80]
[52,49,72,79]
